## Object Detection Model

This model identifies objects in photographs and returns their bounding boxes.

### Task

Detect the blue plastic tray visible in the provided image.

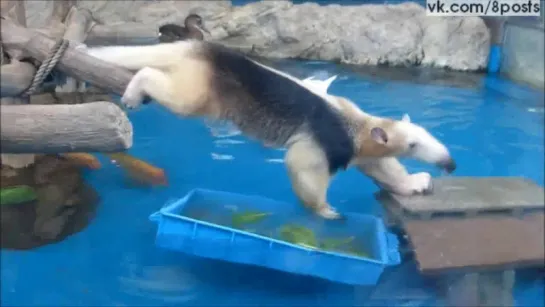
[149,189,401,286]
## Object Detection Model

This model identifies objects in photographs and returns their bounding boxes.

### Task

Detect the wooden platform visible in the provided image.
[404,212,545,274]
[376,177,545,274]
[377,177,544,218]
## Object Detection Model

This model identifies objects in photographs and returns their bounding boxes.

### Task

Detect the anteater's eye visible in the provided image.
[408,142,417,149]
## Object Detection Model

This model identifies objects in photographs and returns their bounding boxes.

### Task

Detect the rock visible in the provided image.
[33,184,70,237]
[33,155,64,185]
[34,210,74,241]
[0,154,36,169]
[33,155,80,191]
[23,0,490,71]
[1,155,99,250]
[207,1,490,70]
[0,164,34,188]
[1,201,39,249]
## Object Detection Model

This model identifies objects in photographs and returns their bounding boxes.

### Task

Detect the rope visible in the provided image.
[21,38,70,97]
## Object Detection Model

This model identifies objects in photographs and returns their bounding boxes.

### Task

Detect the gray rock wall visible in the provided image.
[501,22,544,89]
[24,0,490,71]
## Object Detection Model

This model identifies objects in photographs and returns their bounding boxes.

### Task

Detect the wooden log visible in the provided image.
[85,23,159,46]
[0,19,134,96]
[0,101,133,154]
[25,0,73,42]
[0,0,26,26]
[49,0,74,25]
[26,35,134,95]
[55,6,95,93]
[62,7,94,45]
[0,96,35,168]
[28,92,114,105]
[1,19,34,57]
[0,1,37,167]
[0,60,36,97]
[0,6,36,98]
[33,23,160,47]
[32,26,65,40]
[1,0,28,60]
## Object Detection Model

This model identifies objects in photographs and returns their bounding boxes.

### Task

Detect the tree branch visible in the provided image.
[49,0,74,26]
[0,60,36,97]
[55,6,95,93]
[0,101,133,154]
[85,23,159,45]
[33,23,161,46]
[1,0,28,60]
[1,18,134,96]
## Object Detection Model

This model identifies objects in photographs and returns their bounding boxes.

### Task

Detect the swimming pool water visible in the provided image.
[1,61,544,306]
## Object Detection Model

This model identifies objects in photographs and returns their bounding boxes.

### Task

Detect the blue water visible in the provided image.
[1,61,544,306]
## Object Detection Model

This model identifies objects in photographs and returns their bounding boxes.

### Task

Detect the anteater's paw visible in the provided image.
[409,172,433,195]
[316,205,342,220]
[121,92,144,109]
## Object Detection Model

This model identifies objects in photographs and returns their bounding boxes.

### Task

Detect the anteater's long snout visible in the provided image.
[437,157,456,173]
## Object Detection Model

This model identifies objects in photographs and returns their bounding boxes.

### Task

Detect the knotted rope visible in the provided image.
[21,38,70,97]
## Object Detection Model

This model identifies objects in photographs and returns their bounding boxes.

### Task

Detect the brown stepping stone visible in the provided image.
[404,212,545,273]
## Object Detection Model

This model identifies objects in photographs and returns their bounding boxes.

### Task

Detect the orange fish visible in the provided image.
[60,153,102,170]
[107,152,168,186]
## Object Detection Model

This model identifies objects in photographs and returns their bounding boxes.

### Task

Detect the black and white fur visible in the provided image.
[78,40,456,219]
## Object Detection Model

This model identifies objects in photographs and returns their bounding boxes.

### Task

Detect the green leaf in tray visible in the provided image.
[231,211,271,228]
[279,224,318,249]
[319,236,371,259]
[347,249,370,258]
[0,185,38,206]
[319,236,355,250]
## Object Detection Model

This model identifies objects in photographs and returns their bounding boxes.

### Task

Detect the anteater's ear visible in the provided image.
[401,113,411,123]
[370,127,388,144]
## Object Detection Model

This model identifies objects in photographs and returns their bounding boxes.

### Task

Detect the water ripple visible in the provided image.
[205,120,241,138]
[118,265,201,303]
[214,139,246,147]
[265,158,284,164]
[211,153,234,161]
[4,61,543,307]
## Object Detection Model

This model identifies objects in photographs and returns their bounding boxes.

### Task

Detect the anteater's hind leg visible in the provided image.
[122,67,175,109]
[284,140,341,219]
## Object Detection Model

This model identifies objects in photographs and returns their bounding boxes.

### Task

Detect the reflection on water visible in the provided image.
[528,107,544,113]
[205,119,242,138]
[211,153,235,161]
[1,60,543,306]
[214,139,245,147]
[266,158,284,164]
[118,265,201,303]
